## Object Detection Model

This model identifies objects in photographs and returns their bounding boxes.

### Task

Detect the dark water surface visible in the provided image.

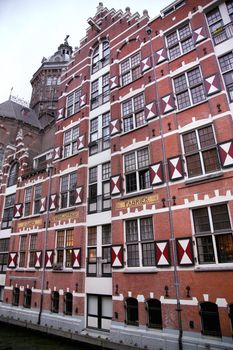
[0,322,99,350]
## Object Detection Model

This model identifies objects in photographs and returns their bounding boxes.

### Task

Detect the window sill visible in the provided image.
[121,122,147,136]
[168,46,196,65]
[123,267,158,273]
[52,268,73,273]
[176,98,207,114]
[55,207,77,214]
[121,188,153,200]
[194,264,233,272]
[119,75,143,90]
[184,171,223,185]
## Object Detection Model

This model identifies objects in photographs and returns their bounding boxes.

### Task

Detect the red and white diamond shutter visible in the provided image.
[218,140,233,168]
[77,135,85,150]
[155,241,170,266]
[80,94,86,107]
[204,74,221,96]
[141,56,151,73]
[145,101,157,120]
[168,156,183,181]
[39,197,47,213]
[54,146,62,160]
[176,238,194,265]
[13,203,23,218]
[72,248,81,268]
[8,252,17,268]
[193,27,206,44]
[49,194,58,210]
[110,76,118,89]
[110,175,121,195]
[150,162,163,186]
[35,251,42,268]
[75,187,83,204]
[111,245,123,268]
[161,94,175,114]
[110,119,121,136]
[45,250,54,268]
[154,48,167,65]
[57,108,64,120]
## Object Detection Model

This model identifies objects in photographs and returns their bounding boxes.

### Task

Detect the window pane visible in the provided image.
[197,236,215,263]
[102,224,111,245]
[191,85,205,104]
[121,59,130,74]
[88,227,97,246]
[177,91,190,109]
[188,68,202,87]
[102,162,111,180]
[123,116,134,131]
[200,302,221,337]
[127,245,139,267]
[211,205,231,230]
[57,231,64,248]
[122,100,132,116]
[131,53,140,68]
[126,220,138,242]
[202,149,220,173]
[139,169,151,190]
[135,111,146,127]
[206,8,222,26]
[126,173,137,192]
[140,217,153,240]
[219,52,233,72]
[137,148,149,168]
[216,234,233,263]
[186,153,202,177]
[179,25,191,40]
[183,131,198,153]
[169,45,181,60]
[142,243,155,266]
[181,37,194,53]
[125,153,136,172]
[167,31,178,47]
[174,74,187,93]
[193,208,211,233]
[134,94,144,111]
[89,167,97,183]
[198,126,215,148]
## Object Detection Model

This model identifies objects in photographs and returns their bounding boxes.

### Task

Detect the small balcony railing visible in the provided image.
[89,137,110,156]
[212,22,233,45]
[88,194,111,213]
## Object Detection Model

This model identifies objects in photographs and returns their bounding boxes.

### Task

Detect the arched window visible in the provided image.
[51,291,59,313]
[146,299,162,329]
[92,41,110,74]
[200,302,221,337]
[23,288,32,308]
[12,287,20,306]
[229,303,233,334]
[7,162,19,187]
[64,292,73,315]
[125,297,138,326]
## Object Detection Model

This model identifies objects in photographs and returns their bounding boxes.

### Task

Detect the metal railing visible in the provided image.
[212,22,233,45]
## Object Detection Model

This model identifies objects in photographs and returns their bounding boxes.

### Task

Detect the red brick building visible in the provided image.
[1,1,233,349]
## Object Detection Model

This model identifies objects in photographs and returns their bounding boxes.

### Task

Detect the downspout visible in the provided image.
[38,163,53,325]
[146,26,183,350]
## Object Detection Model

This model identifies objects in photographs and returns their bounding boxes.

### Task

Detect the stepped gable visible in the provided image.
[0,99,42,130]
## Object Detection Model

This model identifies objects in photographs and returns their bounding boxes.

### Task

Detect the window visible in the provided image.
[125,217,155,267]
[200,302,221,337]
[51,291,59,313]
[102,162,111,211]
[174,67,205,110]
[19,236,27,268]
[56,229,74,268]
[24,187,32,216]
[7,162,19,187]
[87,295,112,330]
[122,93,146,132]
[124,148,150,193]
[12,287,20,306]
[166,24,194,60]
[92,41,110,74]
[219,51,233,102]
[125,297,138,326]
[60,172,77,209]
[192,204,233,264]
[89,112,110,155]
[2,194,15,228]
[88,167,98,213]
[229,303,233,333]
[34,184,42,214]
[182,125,220,178]
[23,288,32,308]
[64,292,73,315]
[227,0,233,21]
[121,52,141,86]
[91,75,110,110]
[0,147,4,169]
[29,234,37,268]
[63,125,79,158]
[0,238,9,273]
[87,225,111,277]
[146,299,162,329]
[66,88,82,117]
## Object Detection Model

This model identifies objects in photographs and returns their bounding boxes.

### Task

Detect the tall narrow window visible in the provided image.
[102,162,111,210]
[12,287,20,306]
[24,187,32,216]
[56,229,74,268]
[51,291,59,313]
[29,234,37,268]
[60,172,77,209]
[200,302,221,337]
[146,299,162,329]
[0,238,9,273]
[122,93,145,132]
[102,224,112,276]
[219,51,233,102]
[0,147,4,169]
[2,194,15,229]
[7,162,19,187]
[66,88,82,117]
[125,298,138,326]
[63,125,79,158]
[34,184,42,214]
[23,288,32,308]
[121,52,141,86]
[92,41,110,74]
[64,292,73,315]
[87,227,97,276]
[19,236,27,268]
[88,167,98,213]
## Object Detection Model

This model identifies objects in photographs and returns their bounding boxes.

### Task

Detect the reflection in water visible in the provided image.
[0,322,97,350]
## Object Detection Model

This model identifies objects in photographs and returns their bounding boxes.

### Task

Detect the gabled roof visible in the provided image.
[0,99,42,130]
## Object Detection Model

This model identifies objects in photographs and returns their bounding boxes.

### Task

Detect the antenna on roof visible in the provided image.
[9,87,13,100]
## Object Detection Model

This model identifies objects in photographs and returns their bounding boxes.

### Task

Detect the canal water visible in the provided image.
[0,322,99,350]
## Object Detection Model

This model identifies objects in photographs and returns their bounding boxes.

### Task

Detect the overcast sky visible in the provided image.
[0,0,172,104]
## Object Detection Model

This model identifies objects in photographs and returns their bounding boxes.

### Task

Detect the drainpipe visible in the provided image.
[146,26,183,350]
[38,163,53,325]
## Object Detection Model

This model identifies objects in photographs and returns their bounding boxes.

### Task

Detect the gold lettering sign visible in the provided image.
[53,211,78,222]
[116,194,158,210]
[18,218,43,229]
